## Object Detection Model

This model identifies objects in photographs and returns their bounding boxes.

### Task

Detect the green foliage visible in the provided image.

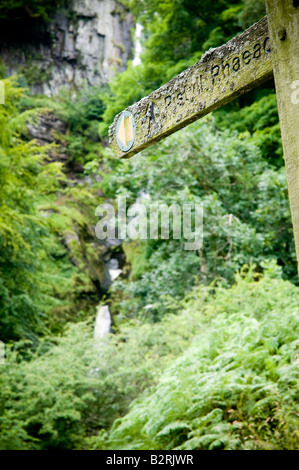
[0,77,66,342]
[98,271,299,450]
[0,292,203,449]
[21,86,105,165]
[100,115,295,321]
[58,87,105,165]
[238,0,266,30]
[123,0,242,64]
[0,78,107,343]
[21,63,53,87]
[0,0,68,22]
[0,0,297,453]
[1,271,298,450]
[215,92,283,165]
[16,73,106,172]
[57,87,105,134]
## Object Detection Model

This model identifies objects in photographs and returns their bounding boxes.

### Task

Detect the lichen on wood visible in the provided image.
[265,0,299,274]
[109,16,273,159]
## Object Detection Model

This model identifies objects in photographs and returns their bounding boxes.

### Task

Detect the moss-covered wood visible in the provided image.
[109,16,273,159]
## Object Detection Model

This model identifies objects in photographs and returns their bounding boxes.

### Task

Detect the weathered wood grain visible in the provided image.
[265,0,299,273]
[109,16,273,158]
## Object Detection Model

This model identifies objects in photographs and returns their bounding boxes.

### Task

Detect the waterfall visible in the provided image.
[132,23,143,67]
[94,305,112,340]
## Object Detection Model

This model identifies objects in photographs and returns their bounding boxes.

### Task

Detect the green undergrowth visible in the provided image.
[0,77,107,342]
[94,268,299,450]
[1,269,298,450]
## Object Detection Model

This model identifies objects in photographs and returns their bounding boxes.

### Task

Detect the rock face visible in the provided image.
[0,0,134,95]
[27,112,67,145]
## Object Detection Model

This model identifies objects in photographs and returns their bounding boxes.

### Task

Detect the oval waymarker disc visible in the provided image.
[116,111,136,152]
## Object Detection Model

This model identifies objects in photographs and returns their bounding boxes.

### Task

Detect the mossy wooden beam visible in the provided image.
[109,16,273,159]
[265,0,299,273]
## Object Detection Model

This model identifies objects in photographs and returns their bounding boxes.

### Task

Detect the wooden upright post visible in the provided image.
[265,0,299,273]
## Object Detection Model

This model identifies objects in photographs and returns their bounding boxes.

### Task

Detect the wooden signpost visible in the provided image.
[265,0,299,271]
[109,2,299,272]
[109,15,273,159]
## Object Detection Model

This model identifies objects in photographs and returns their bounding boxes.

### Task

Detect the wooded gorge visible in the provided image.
[0,0,298,450]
